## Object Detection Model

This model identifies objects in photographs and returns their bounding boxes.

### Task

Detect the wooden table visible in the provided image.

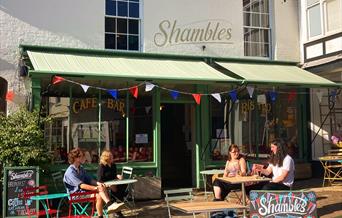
[319,155,342,187]
[170,201,247,217]
[104,178,138,187]
[200,169,224,199]
[218,175,271,218]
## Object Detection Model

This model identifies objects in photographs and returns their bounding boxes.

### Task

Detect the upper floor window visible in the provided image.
[306,0,342,39]
[243,0,270,57]
[105,0,140,51]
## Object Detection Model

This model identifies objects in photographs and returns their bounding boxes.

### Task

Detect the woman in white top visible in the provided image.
[258,138,295,190]
[212,144,247,200]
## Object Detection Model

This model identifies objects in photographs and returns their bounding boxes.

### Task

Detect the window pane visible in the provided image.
[118,1,128,17]
[129,96,153,162]
[252,13,260,26]
[129,35,139,50]
[105,17,116,33]
[106,0,116,16]
[117,18,127,33]
[105,34,116,49]
[326,0,342,32]
[117,34,127,50]
[129,19,139,34]
[129,2,139,18]
[261,13,269,27]
[308,5,322,37]
[243,12,251,26]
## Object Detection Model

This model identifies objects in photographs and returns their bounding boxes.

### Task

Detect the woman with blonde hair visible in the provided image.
[97,150,125,218]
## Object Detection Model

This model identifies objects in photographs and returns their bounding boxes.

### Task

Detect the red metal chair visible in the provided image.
[22,185,58,217]
[67,191,97,218]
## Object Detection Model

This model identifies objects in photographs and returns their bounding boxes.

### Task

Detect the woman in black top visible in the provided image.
[97,150,126,217]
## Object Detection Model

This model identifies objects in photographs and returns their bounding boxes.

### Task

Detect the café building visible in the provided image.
[1,0,340,188]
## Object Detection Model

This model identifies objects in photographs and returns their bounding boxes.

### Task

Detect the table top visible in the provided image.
[200,169,225,175]
[218,175,271,184]
[104,178,138,187]
[30,193,69,200]
[170,201,247,213]
[319,155,342,161]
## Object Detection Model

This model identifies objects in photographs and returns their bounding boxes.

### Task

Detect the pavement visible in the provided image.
[120,178,342,218]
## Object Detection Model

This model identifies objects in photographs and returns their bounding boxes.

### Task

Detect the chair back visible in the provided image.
[51,171,63,190]
[23,185,57,218]
[164,188,193,218]
[68,191,97,217]
[121,166,133,179]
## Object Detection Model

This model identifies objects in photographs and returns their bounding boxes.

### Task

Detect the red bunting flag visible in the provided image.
[130,86,138,99]
[5,90,14,101]
[52,76,65,85]
[288,89,297,103]
[130,107,136,114]
[192,94,201,105]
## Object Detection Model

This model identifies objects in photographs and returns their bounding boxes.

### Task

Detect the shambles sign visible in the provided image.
[249,191,317,218]
[2,166,39,218]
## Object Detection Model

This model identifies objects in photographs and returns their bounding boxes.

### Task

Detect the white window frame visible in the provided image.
[306,0,342,40]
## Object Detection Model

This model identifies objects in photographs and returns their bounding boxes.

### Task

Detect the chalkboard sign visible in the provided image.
[2,166,39,218]
[249,190,317,218]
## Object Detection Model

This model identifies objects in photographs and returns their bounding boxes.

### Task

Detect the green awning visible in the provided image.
[216,62,338,87]
[26,51,241,84]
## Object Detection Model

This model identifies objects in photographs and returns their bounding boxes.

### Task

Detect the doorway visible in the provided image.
[161,103,193,188]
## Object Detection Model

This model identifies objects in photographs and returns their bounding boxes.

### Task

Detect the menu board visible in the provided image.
[2,166,39,218]
[249,190,317,218]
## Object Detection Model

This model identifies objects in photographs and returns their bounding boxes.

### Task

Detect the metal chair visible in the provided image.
[23,185,58,218]
[164,188,195,218]
[121,166,135,207]
[51,171,64,191]
[67,190,97,217]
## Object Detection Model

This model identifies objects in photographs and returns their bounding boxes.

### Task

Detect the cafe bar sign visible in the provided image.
[249,191,317,218]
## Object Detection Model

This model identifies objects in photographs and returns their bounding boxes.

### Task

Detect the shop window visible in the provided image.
[129,95,153,162]
[105,0,140,51]
[240,89,299,159]
[243,0,270,57]
[210,97,231,161]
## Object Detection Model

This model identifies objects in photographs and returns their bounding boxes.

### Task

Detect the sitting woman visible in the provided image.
[212,144,247,201]
[260,138,295,190]
[97,150,126,218]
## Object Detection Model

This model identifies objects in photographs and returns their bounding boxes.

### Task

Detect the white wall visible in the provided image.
[143,0,244,57]
[0,0,104,112]
[272,0,300,62]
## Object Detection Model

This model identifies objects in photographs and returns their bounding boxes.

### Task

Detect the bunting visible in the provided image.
[45,75,340,107]
[130,86,138,98]
[52,76,65,85]
[192,94,201,105]
[211,93,221,103]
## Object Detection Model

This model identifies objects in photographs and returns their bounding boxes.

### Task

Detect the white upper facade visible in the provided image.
[0,0,300,61]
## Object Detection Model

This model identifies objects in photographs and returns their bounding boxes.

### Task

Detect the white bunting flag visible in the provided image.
[145,82,155,92]
[247,86,254,98]
[145,106,152,114]
[316,90,323,103]
[81,84,90,93]
[211,93,221,103]
[257,94,266,104]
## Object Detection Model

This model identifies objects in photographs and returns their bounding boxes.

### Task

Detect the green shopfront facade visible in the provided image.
[21,45,338,189]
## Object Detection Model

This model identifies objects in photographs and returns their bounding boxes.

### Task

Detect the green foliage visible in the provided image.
[0,108,52,181]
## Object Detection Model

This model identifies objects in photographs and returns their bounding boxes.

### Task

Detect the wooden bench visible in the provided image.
[170,201,247,214]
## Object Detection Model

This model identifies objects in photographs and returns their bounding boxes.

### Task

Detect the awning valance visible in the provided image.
[26,51,241,84]
[216,61,338,87]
